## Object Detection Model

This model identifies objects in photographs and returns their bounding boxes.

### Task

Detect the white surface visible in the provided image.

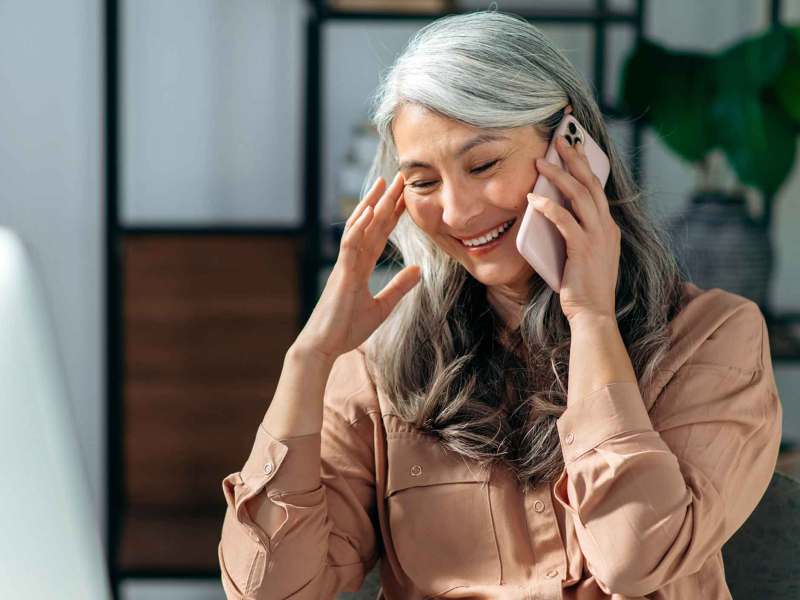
[0,0,105,536]
[122,580,224,600]
[122,0,307,225]
[0,229,111,599]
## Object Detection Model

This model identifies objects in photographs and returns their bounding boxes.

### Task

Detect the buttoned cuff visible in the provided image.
[556,382,653,464]
[239,423,322,498]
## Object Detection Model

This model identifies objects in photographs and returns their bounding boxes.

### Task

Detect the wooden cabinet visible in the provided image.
[117,235,302,572]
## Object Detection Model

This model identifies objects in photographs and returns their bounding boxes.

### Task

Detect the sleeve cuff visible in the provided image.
[239,422,322,497]
[556,382,653,464]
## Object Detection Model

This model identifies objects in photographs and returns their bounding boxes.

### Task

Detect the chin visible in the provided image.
[466,256,534,287]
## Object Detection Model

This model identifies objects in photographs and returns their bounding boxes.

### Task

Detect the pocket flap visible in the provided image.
[384,432,491,497]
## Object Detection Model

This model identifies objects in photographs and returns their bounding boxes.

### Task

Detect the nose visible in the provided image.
[439,178,484,234]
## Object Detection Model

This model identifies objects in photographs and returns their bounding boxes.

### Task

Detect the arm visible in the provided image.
[552,301,783,596]
[218,347,379,599]
[566,312,638,405]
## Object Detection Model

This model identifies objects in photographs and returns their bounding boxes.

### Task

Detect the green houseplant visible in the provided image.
[620,24,800,312]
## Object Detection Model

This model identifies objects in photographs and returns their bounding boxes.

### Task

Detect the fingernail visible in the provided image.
[528,193,545,207]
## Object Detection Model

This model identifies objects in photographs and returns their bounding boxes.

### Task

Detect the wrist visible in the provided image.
[568,312,617,332]
[288,341,338,369]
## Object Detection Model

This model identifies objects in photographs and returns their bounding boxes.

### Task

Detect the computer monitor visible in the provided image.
[0,227,111,599]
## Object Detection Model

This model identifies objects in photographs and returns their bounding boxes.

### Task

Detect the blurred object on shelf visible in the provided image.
[666,189,772,310]
[327,0,456,13]
[329,119,380,258]
[766,312,800,360]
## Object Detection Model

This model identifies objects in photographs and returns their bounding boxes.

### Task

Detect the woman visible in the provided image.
[218,10,782,600]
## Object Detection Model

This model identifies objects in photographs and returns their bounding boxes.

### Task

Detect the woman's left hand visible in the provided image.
[528,134,621,325]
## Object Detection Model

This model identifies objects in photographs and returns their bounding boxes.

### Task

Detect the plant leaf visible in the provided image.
[715,26,790,90]
[711,92,797,196]
[620,39,716,162]
[775,25,800,123]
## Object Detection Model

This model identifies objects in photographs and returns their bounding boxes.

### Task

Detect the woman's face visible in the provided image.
[392,103,550,291]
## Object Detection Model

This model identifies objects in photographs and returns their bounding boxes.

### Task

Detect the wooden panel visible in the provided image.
[119,507,225,573]
[120,235,302,569]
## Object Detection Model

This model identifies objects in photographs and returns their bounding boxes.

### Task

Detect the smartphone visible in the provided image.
[514,113,611,293]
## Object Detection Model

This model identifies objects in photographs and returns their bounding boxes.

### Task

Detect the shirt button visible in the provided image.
[410,464,423,476]
[264,462,274,474]
[534,500,545,512]
[546,568,559,578]
[565,432,574,445]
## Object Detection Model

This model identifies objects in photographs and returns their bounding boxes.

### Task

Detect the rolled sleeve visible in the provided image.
[555,382,654,464]
[221,425,323,551]
[218,348,381,599]
[240,423,322,496]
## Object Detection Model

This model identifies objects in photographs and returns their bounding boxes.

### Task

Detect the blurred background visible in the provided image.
[1,0,799,598]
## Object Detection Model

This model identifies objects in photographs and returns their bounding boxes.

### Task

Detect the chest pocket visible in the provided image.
[384,431,501,596]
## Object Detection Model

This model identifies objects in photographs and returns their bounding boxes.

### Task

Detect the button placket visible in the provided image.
[524,484,567,599]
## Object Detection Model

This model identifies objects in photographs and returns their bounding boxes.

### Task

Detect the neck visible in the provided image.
[485,280,531,332]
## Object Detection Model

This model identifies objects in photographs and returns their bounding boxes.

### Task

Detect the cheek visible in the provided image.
[497,169,538,210]
[403,194,441,232]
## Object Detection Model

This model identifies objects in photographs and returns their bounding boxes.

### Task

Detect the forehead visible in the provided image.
[392,103,530,168]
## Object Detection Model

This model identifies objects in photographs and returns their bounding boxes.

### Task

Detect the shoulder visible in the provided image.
[646,282,768,408]
[323,343,381,426]
[664,281,766,374]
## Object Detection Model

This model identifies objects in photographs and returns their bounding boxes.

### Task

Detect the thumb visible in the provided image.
[373,265,422,318]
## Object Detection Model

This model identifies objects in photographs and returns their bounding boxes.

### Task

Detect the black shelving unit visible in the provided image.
[101,0,793,595]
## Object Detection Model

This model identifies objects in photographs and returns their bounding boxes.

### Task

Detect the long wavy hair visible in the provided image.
[360,10,687,493]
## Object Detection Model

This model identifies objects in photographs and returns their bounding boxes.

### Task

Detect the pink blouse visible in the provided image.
[218,282,783,599]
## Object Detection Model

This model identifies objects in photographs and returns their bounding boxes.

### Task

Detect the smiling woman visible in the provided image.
[362,8,687,490]
[218,8,782,600]
[392,103,546,292]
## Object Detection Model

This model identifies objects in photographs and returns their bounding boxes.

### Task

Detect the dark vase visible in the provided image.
[664,190,773,310]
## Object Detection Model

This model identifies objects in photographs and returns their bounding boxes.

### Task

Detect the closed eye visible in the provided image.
[409,160,500,190]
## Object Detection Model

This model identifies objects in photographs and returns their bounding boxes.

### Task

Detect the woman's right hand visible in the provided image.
[294,172,421,363]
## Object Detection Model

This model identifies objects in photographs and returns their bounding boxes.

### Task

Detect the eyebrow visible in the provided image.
[398,132,510,171]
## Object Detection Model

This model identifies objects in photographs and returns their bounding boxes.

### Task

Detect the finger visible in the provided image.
[528,192,585,250]
[393,191,407,219]
[339,204,375,274]
[536,145,599,231]
[346,177,385,231]
[373,264,421,321]
[382,189,407,235]
[343,204,373,245]
[557,135,608,217]
[364,172,404,239]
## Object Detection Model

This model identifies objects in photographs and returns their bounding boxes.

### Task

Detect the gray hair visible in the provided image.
[360,10,686,493]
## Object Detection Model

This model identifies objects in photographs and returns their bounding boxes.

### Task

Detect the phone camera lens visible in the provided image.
[568,122,577,134]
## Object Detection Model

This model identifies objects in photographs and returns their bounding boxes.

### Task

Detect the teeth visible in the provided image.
[462,219,514,247]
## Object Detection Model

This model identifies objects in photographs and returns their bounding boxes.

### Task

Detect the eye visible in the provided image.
[408,160,500,190]
[472,159,499,173]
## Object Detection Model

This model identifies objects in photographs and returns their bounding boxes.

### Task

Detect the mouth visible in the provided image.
[458,217,517,254]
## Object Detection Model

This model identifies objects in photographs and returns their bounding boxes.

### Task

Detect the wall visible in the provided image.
[0,0,104,532]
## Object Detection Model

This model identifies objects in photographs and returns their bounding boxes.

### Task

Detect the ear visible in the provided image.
[564,103,573,115]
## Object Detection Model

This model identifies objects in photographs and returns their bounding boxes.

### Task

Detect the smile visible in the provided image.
[459,218,516,247]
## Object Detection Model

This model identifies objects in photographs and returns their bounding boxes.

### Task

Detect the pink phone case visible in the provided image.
[514,114,611,293]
